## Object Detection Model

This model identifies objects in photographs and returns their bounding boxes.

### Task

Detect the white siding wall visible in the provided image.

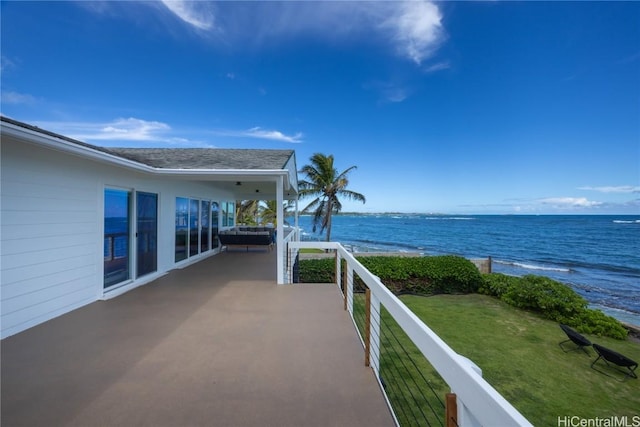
[1,137,234,338]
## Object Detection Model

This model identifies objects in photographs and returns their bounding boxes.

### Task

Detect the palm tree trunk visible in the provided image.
[325,198,332,242]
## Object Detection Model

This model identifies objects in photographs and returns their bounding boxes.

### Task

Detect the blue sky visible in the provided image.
[1,1,639,214]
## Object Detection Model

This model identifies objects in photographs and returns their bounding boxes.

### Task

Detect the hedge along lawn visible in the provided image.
[398,294,640,426]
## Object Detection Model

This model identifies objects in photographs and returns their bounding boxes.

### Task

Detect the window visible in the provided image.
[211,202,219,249]
[175,197,189,262]
[222,201,235,227]
[136,192,158,277]
[189,199,200,257]
[176,197,217,262]
[201,200,210,253]
[104,189,131,288]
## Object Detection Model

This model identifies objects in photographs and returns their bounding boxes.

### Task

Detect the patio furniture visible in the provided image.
[219,227,274,251]
[591,343,638,380]
[559,324,592,354]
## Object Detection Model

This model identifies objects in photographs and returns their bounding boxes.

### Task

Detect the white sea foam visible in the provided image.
[613,220,640,224]
[424,217,475,221]
[495,260,571,273]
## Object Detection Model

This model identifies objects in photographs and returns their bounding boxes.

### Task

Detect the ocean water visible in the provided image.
[297,214,640,326]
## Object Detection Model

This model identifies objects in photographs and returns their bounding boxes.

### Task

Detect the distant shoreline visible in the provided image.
[308,212,640,217]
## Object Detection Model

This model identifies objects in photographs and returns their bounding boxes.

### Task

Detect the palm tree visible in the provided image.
[260,200,295,226]
[299,153,366,241]
[236,200,260,225]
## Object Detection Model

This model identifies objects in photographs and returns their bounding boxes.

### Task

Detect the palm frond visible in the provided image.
[298,152,365,241]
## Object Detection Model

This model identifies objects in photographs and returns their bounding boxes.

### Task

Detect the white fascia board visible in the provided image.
[155,169,292,188]
[155,169,286,176]
[2,122,294,188]
[1,121,154,174]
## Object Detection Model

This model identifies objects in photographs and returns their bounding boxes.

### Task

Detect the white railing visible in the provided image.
[280,227,300,284]
[287,241,532,427]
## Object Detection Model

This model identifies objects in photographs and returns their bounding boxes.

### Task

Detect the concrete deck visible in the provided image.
[1,251,394,427]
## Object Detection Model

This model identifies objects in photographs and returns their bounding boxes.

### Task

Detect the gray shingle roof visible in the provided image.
[1,116,294,171]
[105,148,294,170]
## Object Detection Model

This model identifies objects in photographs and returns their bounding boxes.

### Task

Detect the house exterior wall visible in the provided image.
[1,136,234,338]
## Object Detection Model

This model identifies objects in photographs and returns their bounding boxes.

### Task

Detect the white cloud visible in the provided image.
[72,117,170,141]
[243,127,303,143]
[578,185,640,194]
[617,51,640,65]
[538,197,602,208]
[215,127,303,143]
[380,1,445,64]
[458,195,639,214]
[1,90,38,105]
[31,118,210,147]
[151,2,445,64]
[385,89,408,103]
[160,1,215,31]
[364,80,410,103]
[1,55,16,72]
[424,61,451,73]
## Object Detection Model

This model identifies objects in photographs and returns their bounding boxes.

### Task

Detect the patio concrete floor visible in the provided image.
[1,250,394,427]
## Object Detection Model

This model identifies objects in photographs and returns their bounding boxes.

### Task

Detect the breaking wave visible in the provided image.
[494,260,571,273]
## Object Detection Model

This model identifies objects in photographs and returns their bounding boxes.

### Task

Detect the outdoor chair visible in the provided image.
[591,343,638,381]
[559,324,592,354]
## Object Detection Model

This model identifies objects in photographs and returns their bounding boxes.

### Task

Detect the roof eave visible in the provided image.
[2,120,155,173]
[1,120,297,192]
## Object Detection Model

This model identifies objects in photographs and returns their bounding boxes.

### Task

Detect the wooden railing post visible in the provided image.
[365,288,371,367]
[446,393,458,427]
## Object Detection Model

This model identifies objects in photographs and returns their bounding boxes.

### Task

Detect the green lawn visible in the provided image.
[298,248,325,254]
[391,294,640,426]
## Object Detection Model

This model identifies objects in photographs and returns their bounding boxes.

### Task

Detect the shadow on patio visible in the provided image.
[1,251,394,427]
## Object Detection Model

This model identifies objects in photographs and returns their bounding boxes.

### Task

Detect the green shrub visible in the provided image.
[573,309,628,340]
[299,257,629,340]
[298,258,335,283]
[421,255,483,294]
[300,255,482,295]
[501,275,587,322]
[478,273,520,297]
[480,273,627,340]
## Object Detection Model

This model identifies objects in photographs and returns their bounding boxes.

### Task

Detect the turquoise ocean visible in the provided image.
[297,214,640,327]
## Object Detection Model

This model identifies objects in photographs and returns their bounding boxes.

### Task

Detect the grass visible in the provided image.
[352,294,450,426]
[385,294,640,426]
[298,248,325,254]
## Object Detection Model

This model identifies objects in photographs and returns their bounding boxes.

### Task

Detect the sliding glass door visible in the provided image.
[175,197,189,262]
[136,192,157,278]
[105,189,159,288]
[104,189,131,288]
[175,197,220,261]
[201,200,210,253]
[211,202,219,249]
[189,199,200,257]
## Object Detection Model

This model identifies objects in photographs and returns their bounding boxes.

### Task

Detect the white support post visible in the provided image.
[294,198,299,240]
[276,175,285,284]
[335,251,341,288]
[369,291,381,375]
